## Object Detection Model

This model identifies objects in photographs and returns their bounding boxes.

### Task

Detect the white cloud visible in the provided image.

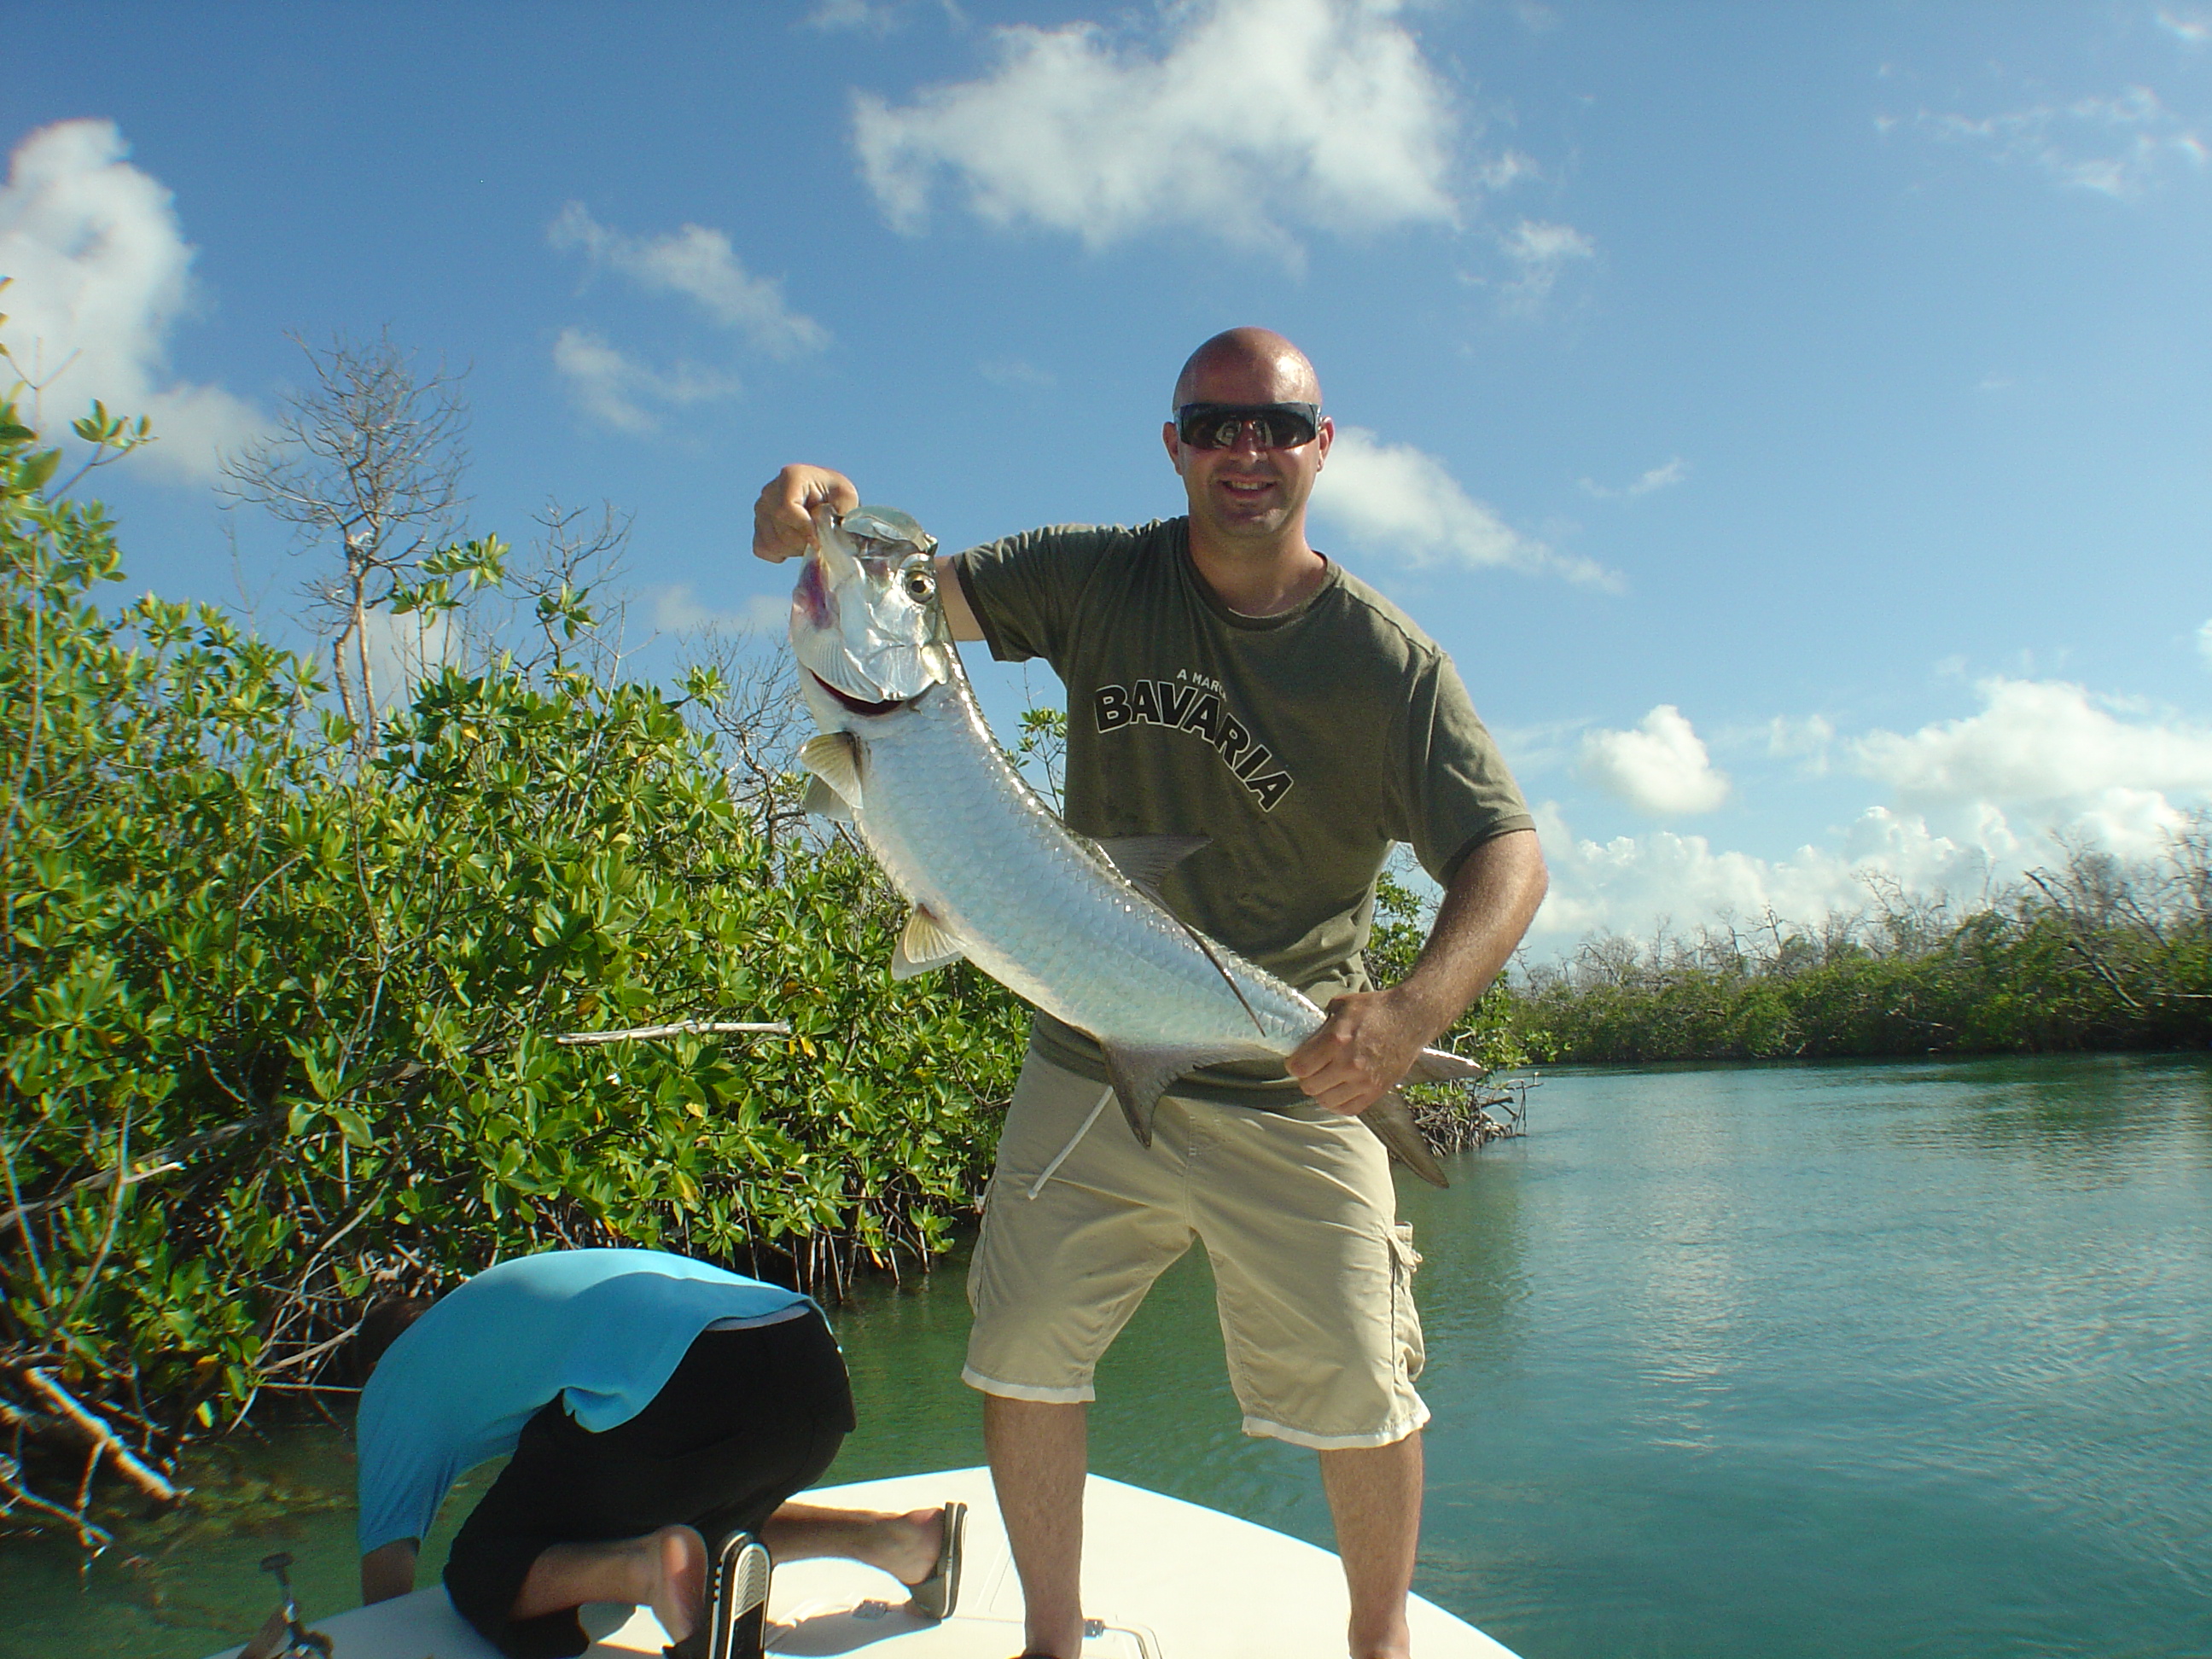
[551,327,738,434]
[652,584,787,635]
[1580,457,1686,499]
[1526,799,2014,948]
[358,606,454,709]
[1497,217,1594,311]
[0,119,258,479]
[1525,677,2212,951]
[852,0,1464,253]
[1909,85,2209,199]
[2197,617,2212,666]
[549,203,828,357]
[978,357,1055,389]
[808,0,909,32]
[1766,713,1835,764]
[2158,8,2211,47]
[1851,677,2212,806]
[1313,425,1621,588]
[1580,705,1732,816]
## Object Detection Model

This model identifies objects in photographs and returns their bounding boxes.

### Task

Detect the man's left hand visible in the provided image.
[1284,988,1435,1116]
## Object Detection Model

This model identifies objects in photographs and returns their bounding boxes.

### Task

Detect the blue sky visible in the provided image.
[5,1,2209,952]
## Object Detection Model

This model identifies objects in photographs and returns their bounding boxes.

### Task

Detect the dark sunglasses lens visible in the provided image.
[1180,407,1317,450]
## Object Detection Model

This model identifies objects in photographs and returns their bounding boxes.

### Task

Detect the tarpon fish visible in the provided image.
[788,505,1478,1187]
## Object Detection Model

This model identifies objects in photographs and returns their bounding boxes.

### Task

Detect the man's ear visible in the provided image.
[1161,420,1185,474]
[1314,416,1334,469]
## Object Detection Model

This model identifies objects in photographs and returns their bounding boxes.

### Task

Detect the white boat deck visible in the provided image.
[207,1467,1523,1659]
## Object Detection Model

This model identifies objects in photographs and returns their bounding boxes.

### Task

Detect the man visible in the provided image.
[752,328,1546,1659]
[353,1247,963,1659]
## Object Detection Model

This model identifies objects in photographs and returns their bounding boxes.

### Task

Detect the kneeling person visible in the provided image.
[355,1248,961,1657]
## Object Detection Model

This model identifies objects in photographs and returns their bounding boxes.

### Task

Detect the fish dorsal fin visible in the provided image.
[891,905,966,980]
[798,731,863,812]
[1364,1089,1452,1190]
[1406,1045,1486,1085]
[1091,834,1210,905]
[802,775,854,823]
[1099,1040,1273,1149]
[1091,835,1265,1038]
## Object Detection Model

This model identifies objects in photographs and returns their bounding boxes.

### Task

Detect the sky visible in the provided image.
[4,0,2209,957]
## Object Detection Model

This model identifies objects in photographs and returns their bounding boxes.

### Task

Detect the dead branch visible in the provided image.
[20,1368,183,1503]
[556,1020,791,1045]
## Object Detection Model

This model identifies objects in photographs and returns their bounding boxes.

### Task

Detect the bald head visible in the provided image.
[1172,328,1322,410]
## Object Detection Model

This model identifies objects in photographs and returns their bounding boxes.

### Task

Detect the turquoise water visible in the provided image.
[6,1053,2209,1656]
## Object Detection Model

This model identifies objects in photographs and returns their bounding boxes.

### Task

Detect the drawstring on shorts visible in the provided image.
[1026,1087,1116,1199]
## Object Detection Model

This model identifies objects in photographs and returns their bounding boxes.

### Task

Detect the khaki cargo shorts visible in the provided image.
[963,1051,1428,1450]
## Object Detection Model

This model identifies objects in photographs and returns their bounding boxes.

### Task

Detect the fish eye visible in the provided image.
[902,566,935,600]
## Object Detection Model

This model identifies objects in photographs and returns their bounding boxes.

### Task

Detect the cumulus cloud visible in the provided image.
[1525,800,2006,946]
[1580,705,1732,816]
[1851,677,2212,806]
[0,119,258,479]
[1906,85,2209,198]
[1525,678,2212,950]
[651,585,787,635]
[1496,218,1594,311]
[853,0,1464,253]
[1579,457,1686,499]
[1312,425,1621,588]
[549,203,827,357]
[550,328,738,434]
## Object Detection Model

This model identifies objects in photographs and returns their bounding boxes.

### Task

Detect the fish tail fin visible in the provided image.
[1101,1040,1271,1153]
[1364,1090,1452,1189]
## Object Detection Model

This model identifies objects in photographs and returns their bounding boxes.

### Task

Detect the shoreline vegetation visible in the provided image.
[4,390,2204,1554]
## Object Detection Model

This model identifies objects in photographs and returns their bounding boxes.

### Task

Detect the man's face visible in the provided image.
[1162,353,1333,548]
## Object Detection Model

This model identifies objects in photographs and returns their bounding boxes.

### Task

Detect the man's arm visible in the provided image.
[361,1539,418,1604]
[750,463,981,641]
[1284,828,1547,1116]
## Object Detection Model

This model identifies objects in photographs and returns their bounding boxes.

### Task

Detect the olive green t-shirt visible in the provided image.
[954,516,1534,1104]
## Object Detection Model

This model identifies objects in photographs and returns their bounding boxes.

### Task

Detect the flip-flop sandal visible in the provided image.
[905,1501,967,1621]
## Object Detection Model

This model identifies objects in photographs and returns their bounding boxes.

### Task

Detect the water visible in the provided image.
[6,1053,2209,1657]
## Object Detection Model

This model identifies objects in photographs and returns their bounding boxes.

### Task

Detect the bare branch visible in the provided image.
[556,1020,791,1045]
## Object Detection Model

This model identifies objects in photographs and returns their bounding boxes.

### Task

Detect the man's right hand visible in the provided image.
[753,464,859,562]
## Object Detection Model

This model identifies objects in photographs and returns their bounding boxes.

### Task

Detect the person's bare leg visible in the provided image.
[984,1394,1088,1658]
[512,1524,707,1644]
[1318,1432,1423,1659]
[760,1502,946,1587]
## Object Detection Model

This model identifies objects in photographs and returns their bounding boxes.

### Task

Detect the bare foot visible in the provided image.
[881,1505,948,1588]
[643,1524,707,1642]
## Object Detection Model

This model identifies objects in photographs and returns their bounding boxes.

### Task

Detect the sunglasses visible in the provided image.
[1173,401,1323,451]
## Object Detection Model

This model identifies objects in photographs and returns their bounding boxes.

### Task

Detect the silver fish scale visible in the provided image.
[841,672,1322,1059]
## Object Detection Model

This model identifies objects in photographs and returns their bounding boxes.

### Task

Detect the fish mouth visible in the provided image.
[807,669,908,717]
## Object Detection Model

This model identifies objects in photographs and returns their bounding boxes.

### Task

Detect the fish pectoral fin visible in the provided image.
[1362,1089,1452,1189]
[1406,1045,1486,1084]
[799,731,864,812]
[802,775,854,823]
[1100,1042,1267,1150]
[890,905,967,980]
[1091,835,1211,905]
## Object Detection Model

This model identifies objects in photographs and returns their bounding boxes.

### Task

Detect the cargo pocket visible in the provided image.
[1386,1222,1426,1385]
